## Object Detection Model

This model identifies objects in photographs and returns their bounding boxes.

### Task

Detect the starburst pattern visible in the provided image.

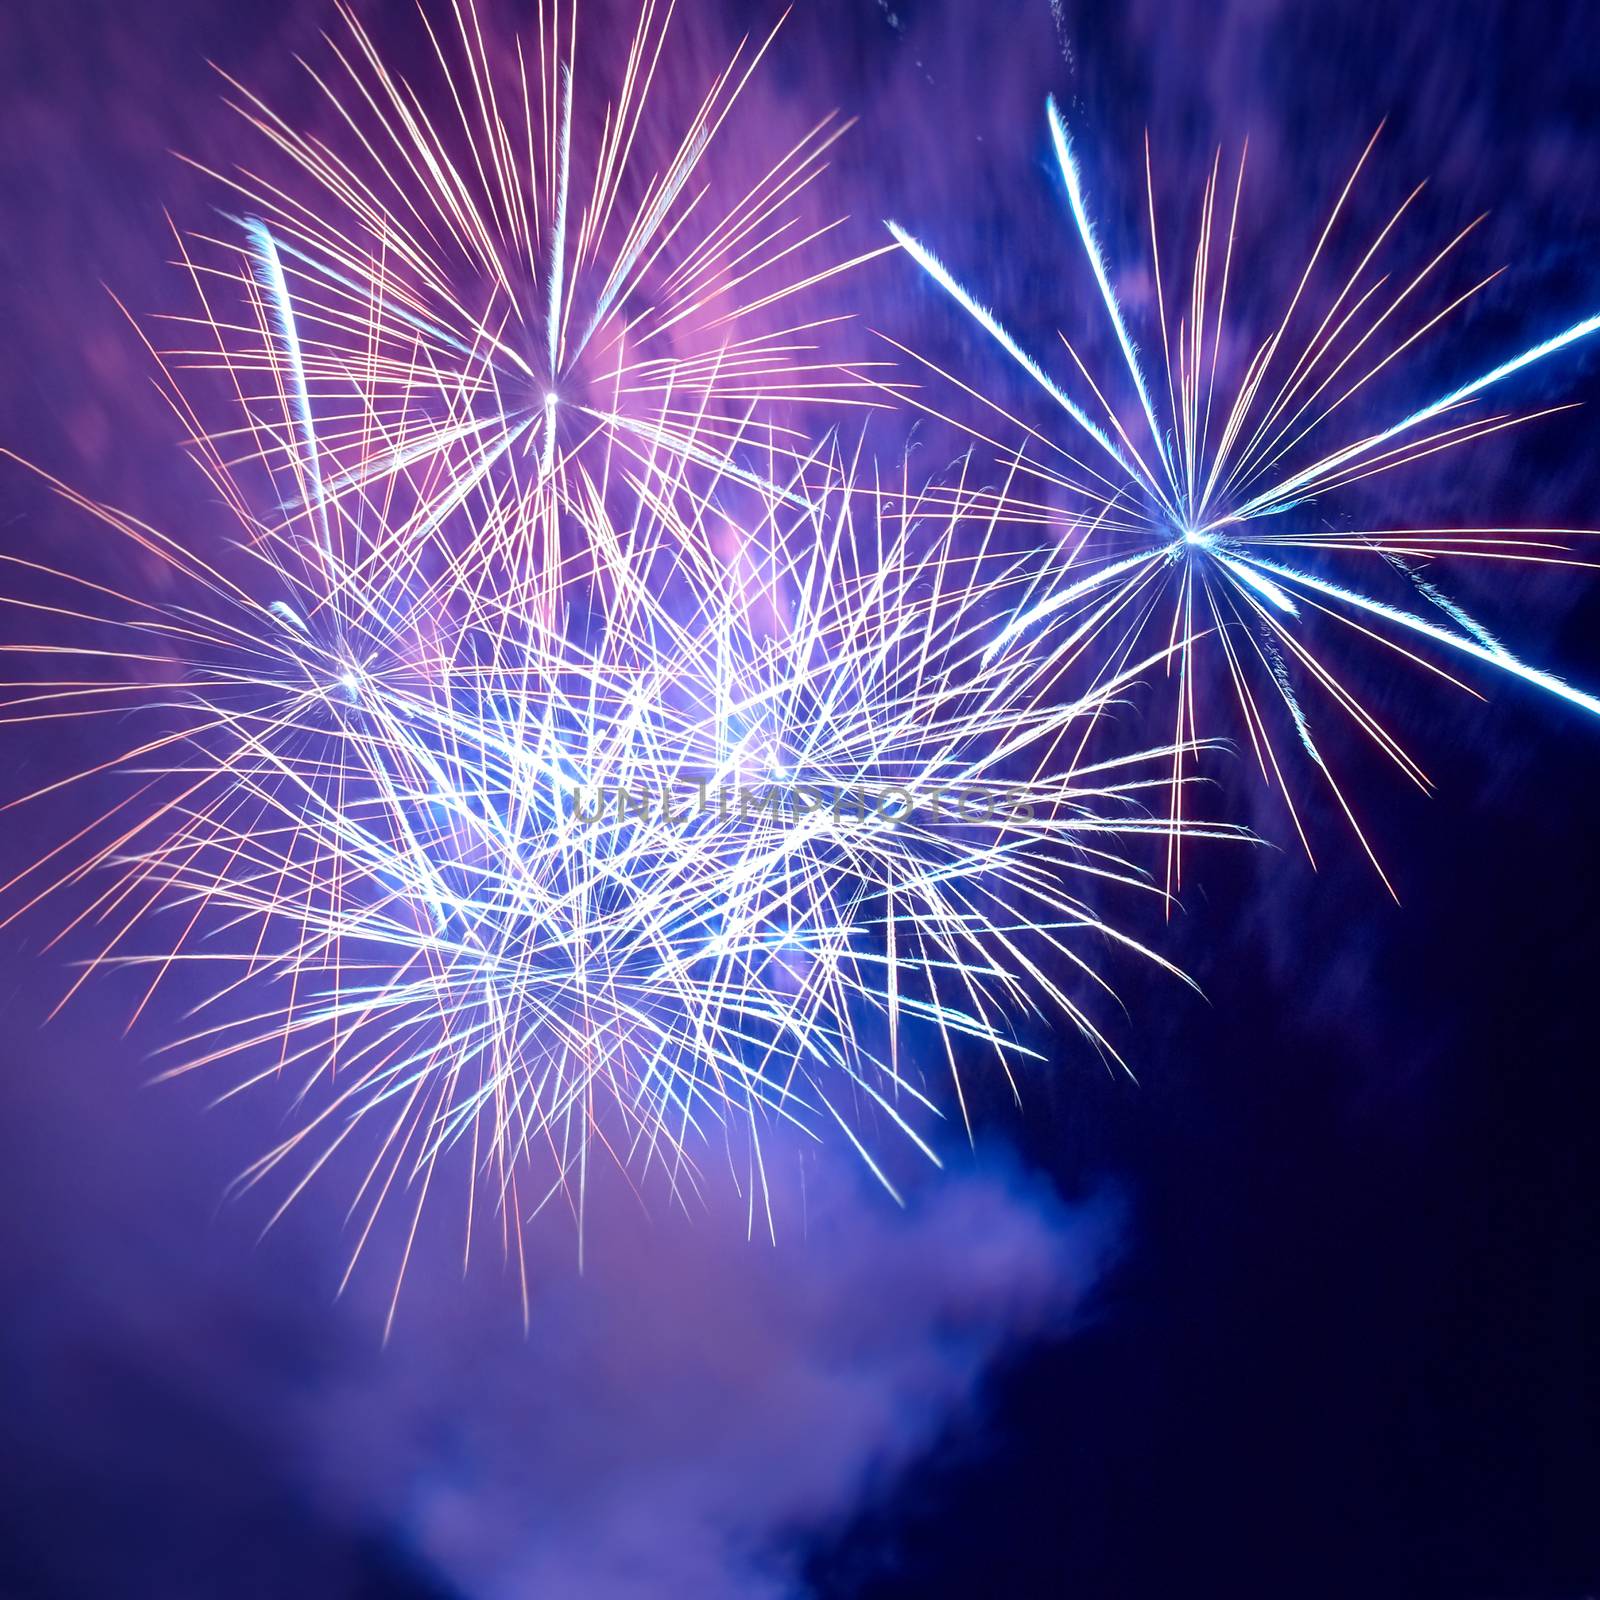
[169,0,887,555]
[890,101,1600,889]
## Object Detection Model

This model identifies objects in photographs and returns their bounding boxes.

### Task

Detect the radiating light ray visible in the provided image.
[885,222,1178,518]
[1231,310,1600,519]
[1235,548,1600,716]
[1046,97,1177,494]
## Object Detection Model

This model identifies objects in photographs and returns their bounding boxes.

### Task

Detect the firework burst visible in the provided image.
[889,102,1600,890]
[166,0,888,572]
[1,385,1241,1321]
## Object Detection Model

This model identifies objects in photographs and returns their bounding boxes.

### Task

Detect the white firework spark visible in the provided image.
[1,397,1238,1325]
[166,0,890,560]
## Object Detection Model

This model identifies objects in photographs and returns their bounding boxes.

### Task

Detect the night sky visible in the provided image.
[2,1,1599,1596]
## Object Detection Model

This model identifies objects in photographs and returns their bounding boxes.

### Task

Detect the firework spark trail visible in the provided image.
[890,107,1600,886]
[170,0,891,551]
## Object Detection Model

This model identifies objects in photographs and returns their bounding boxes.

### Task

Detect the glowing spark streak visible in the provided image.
[886,222,1178,518]
[1236,311,1600,518]
[542,392,559,478]
[546,63,574,379]
[405,417,533,541]
[244,219,331,557]
[579,127,711,358]
[268,599,311,638]
[580,406,815,509]
[985,547,1168,662]
[1402,566,1505,656]
[1047,97,1176,492]
[223,216,483,363]
[1211,551,1299,615]
[1260,632,1326,768]
[1238,550,1600,716]
[1390,312,1600,439]
[309,410,538,506]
